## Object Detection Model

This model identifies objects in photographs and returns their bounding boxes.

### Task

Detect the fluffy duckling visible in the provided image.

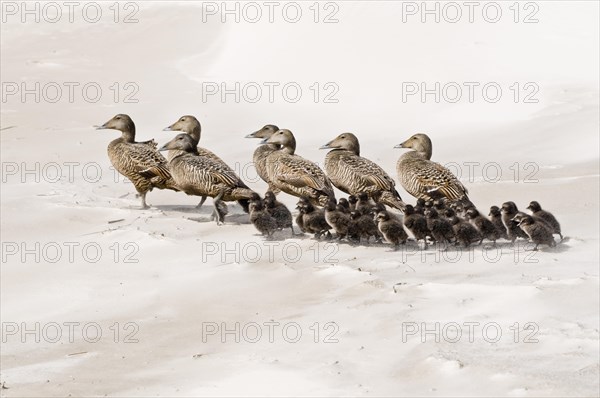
[501,201,529,242]
[324,199,352,240]
[337,198,351,213]
[395,133,469,203]
[348,195,358,211]
[403,204,430,244]
[349,210,381,243]
[527,201,563,240]
[466,208,500,244]
[489,206,508,240]
[263,129,335,206]
[320,132,405,211]
[425,207,455,246]
[449,215,482,248]
[296,197,331,239]
[356,192,376,217]
[512,213,556,250]
[96,114,179,209]
[264,191,294,235]
[376,210,408,248]
[249,200,277,237]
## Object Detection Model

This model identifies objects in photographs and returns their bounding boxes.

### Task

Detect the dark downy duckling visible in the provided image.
[264,191,294,235]
[501,201,529,242]
[96,114,179,209]
[466,208,500,244]
[489,206,508,240]
[349,210,381,243]
[297,198,331,239]
[513,213,556,250]
[376,210,408,249]
[249,200,278,237]
[356,192,376,217]
[448,213,482,247]
[403,204,430,245]
[527,201,563,240]
[414,198,426,215]
[425,207,455,247]
[324,199,352,240]
[348,195,358,211]
[337,198,351,214]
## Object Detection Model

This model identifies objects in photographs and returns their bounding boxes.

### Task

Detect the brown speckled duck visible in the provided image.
[246,124,280,192]
[395,133,469,203]
[320,132,405,211]
[96,114,178,209]
[263,129,335,206]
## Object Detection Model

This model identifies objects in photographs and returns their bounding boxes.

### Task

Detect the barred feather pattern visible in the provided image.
[324,150,404,210]
[266,151,335,207]
[396,152,468,202]
[108,138,178,194]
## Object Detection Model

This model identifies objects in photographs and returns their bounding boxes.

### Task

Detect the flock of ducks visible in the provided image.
[95,114,563,251]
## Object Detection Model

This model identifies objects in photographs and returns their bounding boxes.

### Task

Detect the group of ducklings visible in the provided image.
[95,114,563,250]
[248,190,562,251]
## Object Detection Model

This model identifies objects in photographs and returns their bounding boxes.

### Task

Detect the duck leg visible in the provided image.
[196,196,207,209]
[212,191,226,225]
[140,192,150,210]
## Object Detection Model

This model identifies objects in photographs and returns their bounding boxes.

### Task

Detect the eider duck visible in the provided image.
[512,213,556,250]
[527,201,563,240]
[164,115,231,209]
[324,199,352,240]
[395,133,469,203]
[489,206,509,240]
[466,208,500,244]
[147,134,257,224]
[264,191,294,235]
[320,133,405,211]
[96,114,178,209]
[375,210,408,248]
[448,214,482,248]
[263,129,335,206]
[501,201,529,242]
[403,204,430,245]
[296,197,331,239]
[249,200,278,237]
[349,210,380,243]
[246,124,281,192]
[424,207,455,247]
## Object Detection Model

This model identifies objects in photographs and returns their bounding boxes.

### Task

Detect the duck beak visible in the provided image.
[95,122,108,130]
[163,124,174,131]
[158,143,169,151]
[319,140,333,150]
[259,138,271,145]
[394,141,407,149]
[245,131,257,138]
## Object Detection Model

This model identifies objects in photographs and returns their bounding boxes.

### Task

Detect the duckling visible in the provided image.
[349,210,381,243]
[148,134,257,224]
[512,213,556,250]
[348,195,358,211]
[425,207,455,246]
[466,208,500,244]
[337,198,351,214]
[297,198,331,239]
[263,129,335,206]
[449,215,482,248]
[264,191,294,235]
[376,210,408,248]
[96,114,179,209]
[414,198,426,215]
[527,201,563,240]
[489,206,508,240]
[324,199,352,240]
[245,124,280,192]
[403,204,430,245]
[501,201,529,242]
[249,200,278,237]
[356,192,376,216]
[320,132,405,211]
[433,198,447,212]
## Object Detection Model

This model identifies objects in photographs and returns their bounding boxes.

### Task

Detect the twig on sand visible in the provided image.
[108,218,125,224]
[67,351,88,356]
